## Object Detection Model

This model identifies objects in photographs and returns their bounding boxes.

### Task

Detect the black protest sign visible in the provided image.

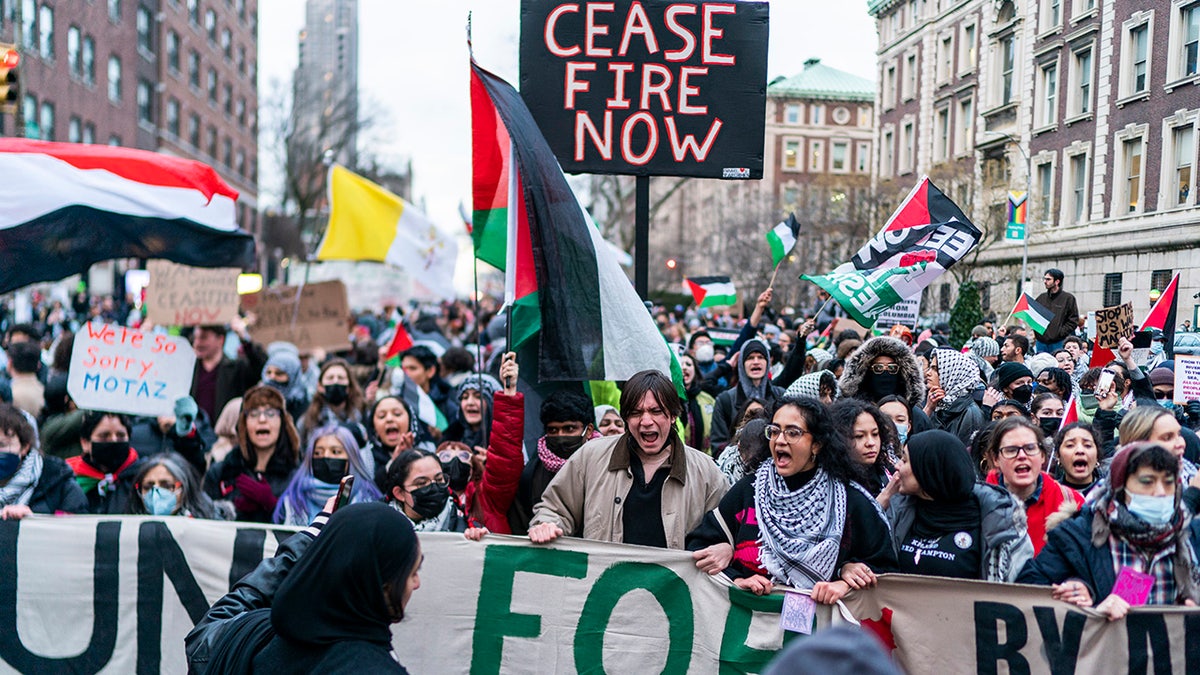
[1094,302,1133,349]
[519,0,769,178]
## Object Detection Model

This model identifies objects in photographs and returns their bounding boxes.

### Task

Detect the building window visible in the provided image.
[20,0,34,52]
[1170,4,1200,81]
[68,116,81,143]
[221,27,231,58]
[1186,5,1200,78]
[1067,152,1089,223]
[784,104,799,125]
[188,113,200,147]
[37,3,52,59]
[236,44,245,75]
[1103,273,1123,307]
[901,121,914,173]
[223,83,232,114]
[82,35,94,85]
[832,107,850,125]
[67,25,80,76]
[83,122,95,144]
[955,96,973,155]
[933,105,950,161]
[809,139,824,172]
[21,94,35,137]
[1069,47,1093,116]
[236,97,245,127]
[1121,137,1143,214]
[205,9,216,42]
[207,68,217,103]
[136,5,152,53]
[831,141,848,171]
[187,0,198,25]
[236,149,245,177]
[188,50,200,88]
[882,130,895,177]
[206,126,217,158]
[782,186,798,207]
[903,53,917,100]
[222,137,232,167]
[960,23,977,72]
[809,104,824,125]
[167,30,179,72]
[1151,269,1174,293]
[108,0,120,22]
[1036,160,1055,226]
[856,141,870,173]
[1037,61,1057,127]
[107,56,122,102]
[1041,0,1061,32]
[937,34,953,83]
[1125,22,1150,95]
[1172,124,1195,206]
[884,64,897,109]
[783,140,799,170]
[38,101,53,140]
[858,107,871,127]
[997,34,1016,105]
[1073,0,1097,18]
[137,79,152,123]
[108,135,121,147]
[166,98,179,136]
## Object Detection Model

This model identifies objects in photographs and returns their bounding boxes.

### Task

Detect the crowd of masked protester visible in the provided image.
[1,278,1198,672]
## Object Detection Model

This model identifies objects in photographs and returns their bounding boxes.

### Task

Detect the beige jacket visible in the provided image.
[530,433,728,549]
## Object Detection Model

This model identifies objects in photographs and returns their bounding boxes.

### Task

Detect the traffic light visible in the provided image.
[0,44,19,115]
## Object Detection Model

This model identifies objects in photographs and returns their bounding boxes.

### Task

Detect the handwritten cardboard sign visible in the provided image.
[1174,354,1200,405]
[1094,302,1134,349]
[241,281,351,352]
[145,260,241,327]
[68,322,196,417]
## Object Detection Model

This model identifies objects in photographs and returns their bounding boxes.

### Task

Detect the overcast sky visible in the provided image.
[257,0,879,239]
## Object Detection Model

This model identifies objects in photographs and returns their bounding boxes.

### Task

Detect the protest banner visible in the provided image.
[67,322,196,417]
[240,280,351,352]
[0,517,833,674]
[145,260,241,327]
[519,0,769,179]
[1094,302,1134,349]
[1174,354,1200,405]
[874,296,921,329]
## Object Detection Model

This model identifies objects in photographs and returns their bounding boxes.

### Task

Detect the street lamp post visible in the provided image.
[982,131,1031,297]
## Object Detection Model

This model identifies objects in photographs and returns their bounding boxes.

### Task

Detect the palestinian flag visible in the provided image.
[471,68,512,271]
[802,263,929,328]
[1141,272,1180,358]
[766,213,801,267]
[397,371,448,432]
[1011,292,1053,334]
[0,139,254,294]
[471,61,677,384]
[1059,392,1079,432]
[686,276,737,308]
[383,323,414,367]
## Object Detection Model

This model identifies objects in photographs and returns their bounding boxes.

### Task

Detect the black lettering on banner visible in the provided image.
[974,601,1031,675]
[228,528,267,590]
[1126,613,1172,675]
[136,521,211,675]
[1032,606,1085,675]
[0,521,121,673]
[1186,614,1200,672]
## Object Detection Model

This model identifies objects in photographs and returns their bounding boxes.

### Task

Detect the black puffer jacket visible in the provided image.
[839,336,933,433]
[27,453,88,514]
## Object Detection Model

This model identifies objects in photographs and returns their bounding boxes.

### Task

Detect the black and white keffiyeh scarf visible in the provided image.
[754,462,846,589]
[0,451,41,507]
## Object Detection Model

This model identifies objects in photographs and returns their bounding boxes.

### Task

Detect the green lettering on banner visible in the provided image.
[719,586,793,675]
[574,562,694,674]
[470,545,588,674]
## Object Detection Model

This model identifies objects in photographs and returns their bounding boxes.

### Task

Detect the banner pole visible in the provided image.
[767,261,782,290]
[634,176,650,300]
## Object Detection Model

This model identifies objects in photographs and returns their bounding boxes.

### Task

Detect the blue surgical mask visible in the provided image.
[0,451,21,481]
[1151,342,1165,355]
[143,486,178,516]
[1126,493,1175,526]
[895,422,909,446]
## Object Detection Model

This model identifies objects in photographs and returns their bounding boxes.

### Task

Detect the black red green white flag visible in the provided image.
[1141,272,1180,358]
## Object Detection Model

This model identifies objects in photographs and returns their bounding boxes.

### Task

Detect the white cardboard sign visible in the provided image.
[67,322,196,417]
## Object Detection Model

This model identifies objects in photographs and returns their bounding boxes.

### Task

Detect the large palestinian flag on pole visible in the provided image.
[1141,272,1180,358]
[802,177,981,327]
[470,60,677,383]
[0,139,254,294]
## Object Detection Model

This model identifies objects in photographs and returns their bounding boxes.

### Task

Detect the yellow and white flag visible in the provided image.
[317,165,458,298]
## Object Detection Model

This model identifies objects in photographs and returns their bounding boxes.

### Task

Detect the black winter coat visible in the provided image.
[28,454,87,514]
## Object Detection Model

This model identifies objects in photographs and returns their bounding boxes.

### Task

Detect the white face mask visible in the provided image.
[695,344,715,363]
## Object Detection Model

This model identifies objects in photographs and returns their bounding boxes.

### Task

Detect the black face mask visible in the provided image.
[866,372,899,398]
[1038,417,1061,437]
[409,483,449,520]
[545,434,586,460]
[265,379,289,395]
[441,457,471,492]
[88,441,131,473]
[324,384,349,405]
[311,457,348,484]
[1011,384,1033,404]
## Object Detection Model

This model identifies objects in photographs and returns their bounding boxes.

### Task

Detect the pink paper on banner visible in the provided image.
[780,591,816,634]
[1112,567,1154,606]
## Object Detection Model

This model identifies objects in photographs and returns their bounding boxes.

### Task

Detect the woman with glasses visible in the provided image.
[274,424,383,526]
[885,430,1033,581]
[687,397,897,603]
[128,452,228,519]
[382,448,467,532]
[203,386,301,522]
[839,337,934,436]
[984,417,1084,554]
[1018,442,1200,619]
[0,403,86,520]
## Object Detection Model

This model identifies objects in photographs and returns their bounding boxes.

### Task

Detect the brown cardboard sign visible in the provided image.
[241,281,351,352]
[1094,302,1134,349]
[145,260,241,326]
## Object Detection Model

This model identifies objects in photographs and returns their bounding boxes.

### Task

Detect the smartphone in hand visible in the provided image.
[333,475,354,512]
[1097,370,1115,395]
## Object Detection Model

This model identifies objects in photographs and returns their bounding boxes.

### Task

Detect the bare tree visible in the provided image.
[584,174,691,250]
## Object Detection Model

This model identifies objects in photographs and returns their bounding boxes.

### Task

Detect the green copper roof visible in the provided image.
[767,58,875,102]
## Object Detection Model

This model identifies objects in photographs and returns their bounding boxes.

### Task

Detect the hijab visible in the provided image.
[271,502,419,647]
[906,430,982,538]
[932,349,981,410]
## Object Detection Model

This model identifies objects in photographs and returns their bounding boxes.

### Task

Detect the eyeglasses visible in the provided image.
[870,363,900,374]
[406,475,448,491]
[437,448,472,464]
[246,408,281,419]
[138,480,180,495]
[765,424,810,443]
[1154,390,1173,400]
[998,443,1041,459]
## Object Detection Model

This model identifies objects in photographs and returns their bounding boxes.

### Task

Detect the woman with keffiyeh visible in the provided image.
[0,404,85,519]
[687,396,897,603]
[67,410,146,514]
[924,348,986,450]
[1019,442,1200,620]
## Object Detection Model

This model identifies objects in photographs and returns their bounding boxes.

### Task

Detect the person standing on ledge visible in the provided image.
[1034,269,1079,355]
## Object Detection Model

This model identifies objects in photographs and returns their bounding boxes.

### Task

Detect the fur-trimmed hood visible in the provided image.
[839,336,926,409]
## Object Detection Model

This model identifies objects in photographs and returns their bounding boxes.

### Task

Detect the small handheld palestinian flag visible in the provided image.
[1058,392,1079,432]
[686,276,737,308]
[1010,292,1053,334]
[766,213,801,268]
[383,323,414,367]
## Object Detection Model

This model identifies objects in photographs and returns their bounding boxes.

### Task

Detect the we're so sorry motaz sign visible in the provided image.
[520,1,768,178]
[67,323,196,417]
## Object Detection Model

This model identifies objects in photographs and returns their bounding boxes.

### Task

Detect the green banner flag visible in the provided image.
[802,263,928,327]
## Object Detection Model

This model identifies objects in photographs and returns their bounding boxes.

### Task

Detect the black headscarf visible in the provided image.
[906,430,982,538]
[271,502,420,647]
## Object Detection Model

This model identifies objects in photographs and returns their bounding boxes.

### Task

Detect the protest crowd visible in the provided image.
[0,259,1197,672]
